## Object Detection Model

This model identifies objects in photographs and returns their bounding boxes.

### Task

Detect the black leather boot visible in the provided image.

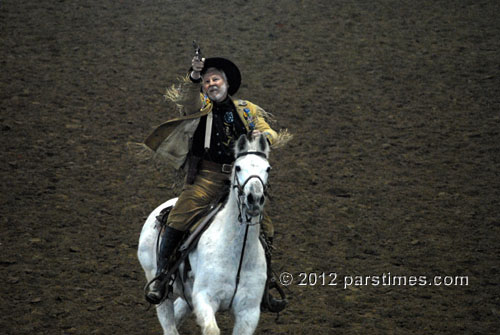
[145,226,185,304]
[260,236,288,313]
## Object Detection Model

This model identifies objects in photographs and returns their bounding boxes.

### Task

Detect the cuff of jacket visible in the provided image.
[263,131,274,145]
[189,73,202,83]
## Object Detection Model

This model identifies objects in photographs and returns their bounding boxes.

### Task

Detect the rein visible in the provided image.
[228,223,250,309]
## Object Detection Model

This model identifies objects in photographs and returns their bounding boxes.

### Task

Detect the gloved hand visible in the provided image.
[190,56,205,80]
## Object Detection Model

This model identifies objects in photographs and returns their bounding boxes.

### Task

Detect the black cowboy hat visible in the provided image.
[201,57,241,96]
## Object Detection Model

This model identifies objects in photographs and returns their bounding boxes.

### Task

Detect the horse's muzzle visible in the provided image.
[246,193,265,216]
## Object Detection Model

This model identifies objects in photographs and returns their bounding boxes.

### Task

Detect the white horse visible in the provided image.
[138,134,271,335]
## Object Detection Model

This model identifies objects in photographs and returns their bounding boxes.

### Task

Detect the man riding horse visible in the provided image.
[143,51,287,312]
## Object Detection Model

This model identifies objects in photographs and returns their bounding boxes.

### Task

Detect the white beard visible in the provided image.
[207,82,228,102]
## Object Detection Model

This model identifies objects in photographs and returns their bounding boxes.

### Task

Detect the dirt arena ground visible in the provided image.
[1,0,499,334]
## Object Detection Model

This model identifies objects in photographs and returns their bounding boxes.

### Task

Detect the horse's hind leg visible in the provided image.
[156,299,179,335]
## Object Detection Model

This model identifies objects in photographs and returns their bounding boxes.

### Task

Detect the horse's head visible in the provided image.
[232,134,271,223]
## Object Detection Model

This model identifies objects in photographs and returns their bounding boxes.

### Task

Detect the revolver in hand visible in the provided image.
[193,40,202,61]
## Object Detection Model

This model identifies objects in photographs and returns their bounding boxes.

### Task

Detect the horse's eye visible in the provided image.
[235,165,241,172]
[266,167,271,173]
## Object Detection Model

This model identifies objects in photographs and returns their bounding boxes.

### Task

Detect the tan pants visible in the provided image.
[167,168,274,238]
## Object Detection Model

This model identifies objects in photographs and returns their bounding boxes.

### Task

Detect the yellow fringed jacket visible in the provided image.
[145,81,277,169]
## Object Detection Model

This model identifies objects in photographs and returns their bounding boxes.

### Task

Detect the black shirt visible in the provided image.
[192,97,247,164]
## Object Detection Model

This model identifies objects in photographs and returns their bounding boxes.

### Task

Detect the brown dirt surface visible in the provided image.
[1,0,499,334]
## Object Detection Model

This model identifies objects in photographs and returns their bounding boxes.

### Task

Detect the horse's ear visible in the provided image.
[258,134,270,158]
[235,134,249,156]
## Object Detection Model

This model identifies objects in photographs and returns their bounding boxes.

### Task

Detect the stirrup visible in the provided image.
[262,277,288,313]
[144,273,172,305]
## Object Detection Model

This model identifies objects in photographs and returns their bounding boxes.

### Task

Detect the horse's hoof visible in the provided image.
[203,323,220,335]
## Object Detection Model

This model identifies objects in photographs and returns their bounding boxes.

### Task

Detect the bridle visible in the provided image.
[232,151,270,226]
[229,149,270,309]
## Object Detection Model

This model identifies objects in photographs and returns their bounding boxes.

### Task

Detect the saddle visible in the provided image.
[154,199,223,288]
[149,192,227,306]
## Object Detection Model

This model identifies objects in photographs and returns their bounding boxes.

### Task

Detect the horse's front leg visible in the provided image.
[173,297,191,327]
[192,291,220,335]
[232,305,261,335]
[155,299,180,335]
[231,263,266,335]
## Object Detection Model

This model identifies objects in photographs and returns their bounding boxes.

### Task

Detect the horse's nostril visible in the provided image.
[247,193,254,204]
[260,196,265,205]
